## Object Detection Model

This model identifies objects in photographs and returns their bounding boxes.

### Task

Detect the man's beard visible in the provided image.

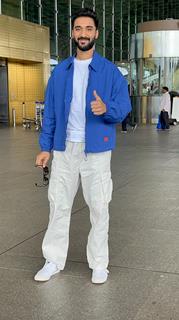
[73,37,95,52]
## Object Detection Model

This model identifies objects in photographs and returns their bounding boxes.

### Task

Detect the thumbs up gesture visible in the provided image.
[91,90,107,115]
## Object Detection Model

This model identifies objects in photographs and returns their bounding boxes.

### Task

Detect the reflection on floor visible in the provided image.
[1,125,179,320]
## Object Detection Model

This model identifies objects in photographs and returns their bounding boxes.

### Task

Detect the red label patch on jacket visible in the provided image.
[104,136,109,142]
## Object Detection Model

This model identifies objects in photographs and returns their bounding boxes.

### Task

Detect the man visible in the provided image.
[160,86,171,130]
[34,8,131,284]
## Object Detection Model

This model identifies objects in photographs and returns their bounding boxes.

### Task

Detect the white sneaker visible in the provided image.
[91,269,109,284]
[34,261,60,282]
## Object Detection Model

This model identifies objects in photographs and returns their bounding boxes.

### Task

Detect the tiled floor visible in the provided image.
[1,125,179,320]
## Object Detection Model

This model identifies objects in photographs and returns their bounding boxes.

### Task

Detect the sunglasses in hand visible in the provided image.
[35,166,49,187]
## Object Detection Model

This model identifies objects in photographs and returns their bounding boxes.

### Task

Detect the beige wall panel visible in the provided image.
[8,62,44,125]
[9,28,26,50]
[34,29,45,52]
[0,15,50,63]
[138,20,179,32]
[0,46,10,57]
[42,31,50,54]
[0,19,9,47]
[0,15,50,125]
[9,48,25,60]
[8,47,43,62]
[23,51,43,62]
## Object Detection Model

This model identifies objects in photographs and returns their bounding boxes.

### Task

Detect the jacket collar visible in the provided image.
[65,51,102,72]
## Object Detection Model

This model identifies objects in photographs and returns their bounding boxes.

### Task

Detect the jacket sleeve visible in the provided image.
[39,74,56,152]
[103,68,132,124]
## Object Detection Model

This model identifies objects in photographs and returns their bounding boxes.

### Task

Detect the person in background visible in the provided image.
[121,84,137,133]
[160,86,171,130]
[34,8,131,284]
[121,114,137,133]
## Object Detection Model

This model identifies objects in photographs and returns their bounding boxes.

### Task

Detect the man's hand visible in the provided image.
[91,90,107,115]
[35,151,50,168]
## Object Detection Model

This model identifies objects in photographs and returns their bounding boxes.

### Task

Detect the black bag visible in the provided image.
[169,118,177,125]
[160,111,170,129]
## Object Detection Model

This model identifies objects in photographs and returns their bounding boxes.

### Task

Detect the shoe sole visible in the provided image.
[92,280,108,284]
[91,277,108,284]
[34,270,60,282]
[91,275,108,284]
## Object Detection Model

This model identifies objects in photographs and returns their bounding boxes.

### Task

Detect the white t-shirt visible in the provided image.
[66,57,92,142]
[160,92,171,115]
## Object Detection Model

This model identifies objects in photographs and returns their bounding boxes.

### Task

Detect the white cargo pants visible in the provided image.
[42,141,113,270]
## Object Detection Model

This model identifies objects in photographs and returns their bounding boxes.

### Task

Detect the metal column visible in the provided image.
[0,0,2,14]
[20,0,24,20]
[127,0,130,60]
[93,0,96,11]
[134,0,137,34]
[55,0,59,59]
[147,0,150,20]
[162,0,165,19]
[69,0,72,56]
[112,0,114,62]
[141,0,143,22]
[120,0,123,61]
[38,0,42,25]
[103,0,105,57]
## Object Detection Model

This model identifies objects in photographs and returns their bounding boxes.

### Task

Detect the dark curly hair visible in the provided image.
[162,86,169,92]
[71,8,99,29]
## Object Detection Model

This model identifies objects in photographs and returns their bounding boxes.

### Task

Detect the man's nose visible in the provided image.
[80,28,87,37]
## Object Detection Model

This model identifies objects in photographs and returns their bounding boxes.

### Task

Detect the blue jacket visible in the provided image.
[39,51,131,153]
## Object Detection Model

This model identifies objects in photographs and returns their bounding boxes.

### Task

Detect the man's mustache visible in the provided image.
[77,37,90,41]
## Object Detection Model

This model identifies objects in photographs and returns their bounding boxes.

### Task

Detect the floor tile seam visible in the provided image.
[67,259,179,277]
[71,205,87,215]
[108,263,179,276]
[0,253,43,258]
[0,180,138,256]
[0,230,46,256]
[0,170,166,257]
[1,260,179,278]
[0,266,33,273]
[0,207,88,256]
[113,176,137,192]
[129,148,179,153]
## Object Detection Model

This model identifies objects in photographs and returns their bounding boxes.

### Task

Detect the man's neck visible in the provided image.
[76,47,94,60]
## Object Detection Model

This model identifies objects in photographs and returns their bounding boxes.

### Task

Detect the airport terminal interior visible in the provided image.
[1,0,179,319]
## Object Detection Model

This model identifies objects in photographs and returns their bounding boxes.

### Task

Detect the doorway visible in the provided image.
[0,60,8,125]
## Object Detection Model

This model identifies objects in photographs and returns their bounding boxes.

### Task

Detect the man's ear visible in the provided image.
[95,30,99,40]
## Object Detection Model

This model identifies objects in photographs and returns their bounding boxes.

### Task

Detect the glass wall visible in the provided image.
[130,27,179,124]
[24,0,39,24]
[2,0,179,61]
[41,0,56,57]
[131,58,179,96]
[131,29,179,95]
[2,0,21,19]
[57,1,69,60]
[142,59,162,95]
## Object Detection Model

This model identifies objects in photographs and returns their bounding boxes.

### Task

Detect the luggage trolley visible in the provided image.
[35,101,44,131]
[22,102,35,129]
[22,101,44,130]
